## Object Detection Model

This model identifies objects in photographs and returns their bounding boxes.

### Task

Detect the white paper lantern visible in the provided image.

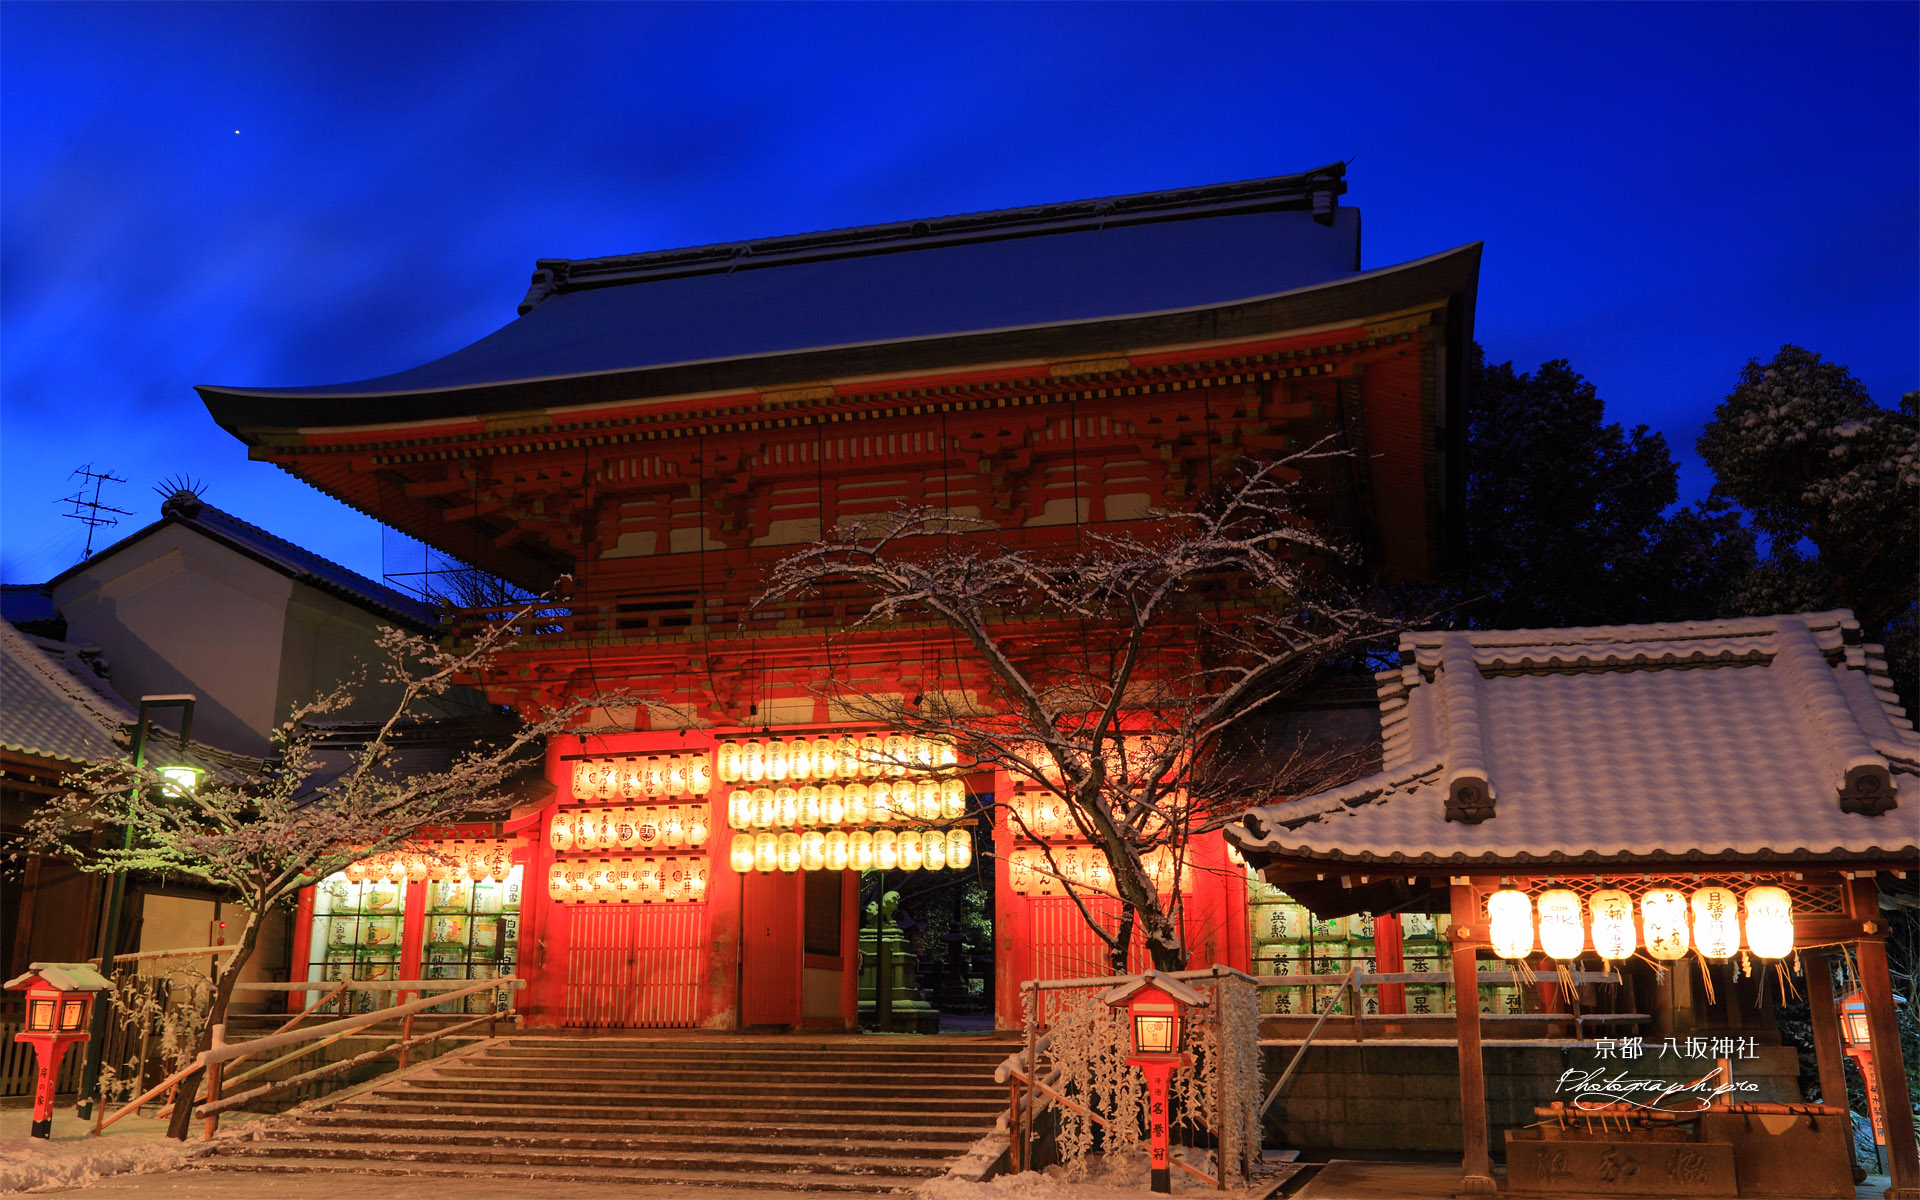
[571,760,596,799]
[1691,886,1740,960]
[774,787,799,827]
[776,832,802,873]
[924,832,947,871]
[730,832,756,873]
[916,780,939,821]
[883,733,909,777]
[875,829,899,870]
[946,828,972,870]
[816,736,841,780]
[662,806,685,849]
[688,754,712,795]
[899,829,924,871]
[940,779,966,820]
[1642,888,1690,960]
[870,780,895,823]
[751,788,775,829]
[798,786,821,828]
[727,789,752,830]
[790,739,815,781]
[754,832,778,873]
[717,742,743,783]
[824,830,850,872]
[687,807,709,847]
[800,831,825,872]
[860,734,884,778]
[844,783,869,825]
[1487,890,1534,960]
[1537,889,1584,960]
[551,813,575,853]
[822,784,846,826]
[1589,889,1636,960]
[849,830,874,871]
[665,756,689,797]
[766,739,791,783]
[1744,886,1794,959]
[547,862,568,901]
[686,863,708,901]
[743,741,766,783]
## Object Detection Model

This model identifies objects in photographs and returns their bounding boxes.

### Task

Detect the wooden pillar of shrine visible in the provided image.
[1449,881,1496,1195]
[1853,879,1920,1199]
[1802,948,1858,1178]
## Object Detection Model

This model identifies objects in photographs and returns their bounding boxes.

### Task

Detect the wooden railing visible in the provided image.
[1253,967,1638,1042]
[93,976,522,1140]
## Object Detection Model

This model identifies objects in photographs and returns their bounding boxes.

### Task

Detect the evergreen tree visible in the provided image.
[1697,347,1918,705]
[1463,347,1754,629]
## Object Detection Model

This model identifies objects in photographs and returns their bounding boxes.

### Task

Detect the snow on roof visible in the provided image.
[1229,611,1920,867]
[6,962,113,992]
[46,492,438,631]
[201,169,1363,402]
[0,620,260,780]
[0,619,134,765]
[1100,970,1213,1009]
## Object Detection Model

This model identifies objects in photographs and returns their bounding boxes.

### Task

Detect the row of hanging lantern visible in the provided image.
[1486,884,1795,963]
[716,732,956,784]
[546,856,709,904]
[344,841,515,885]
[550,805,711,853]
[1004,788,1176,843]
[727,827,975,874]
[1005,845,1186,897]
[725,779,968,829]
[570,754,714,801]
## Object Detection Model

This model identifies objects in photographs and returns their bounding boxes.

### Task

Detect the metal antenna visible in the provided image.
[59,464,131,560]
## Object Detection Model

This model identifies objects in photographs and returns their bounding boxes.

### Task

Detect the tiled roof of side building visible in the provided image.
[197,165,1465,420]
[0,621,262,781]
[45,491,440,631]
[1229,611,1920,867]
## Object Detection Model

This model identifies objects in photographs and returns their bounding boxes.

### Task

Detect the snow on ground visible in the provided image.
[0,1105,213,1194]
[919,1151,1296,1199]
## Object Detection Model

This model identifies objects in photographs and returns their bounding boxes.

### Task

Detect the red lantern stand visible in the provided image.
[6,963,112,1138]
[1102,971,1209,1194]
[1840,988,1907,1159]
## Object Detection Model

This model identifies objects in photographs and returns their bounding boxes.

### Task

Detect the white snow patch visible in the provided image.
[918,1151,1290,1199]
[0,1108,212,1194]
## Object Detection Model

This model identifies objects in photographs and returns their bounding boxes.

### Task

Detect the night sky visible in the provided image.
[3,3,1914,587]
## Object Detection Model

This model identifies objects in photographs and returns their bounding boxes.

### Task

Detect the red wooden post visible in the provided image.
[1140,1058,1177,1193]
[1803,950,1858,1178]
[1448,881,1496,1195]
[1373,912,1405,1015]
[1857,933,1919,1198]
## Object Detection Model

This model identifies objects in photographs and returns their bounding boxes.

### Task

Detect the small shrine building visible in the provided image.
[197,165,1481,1033]
[1229,612,1919,1197]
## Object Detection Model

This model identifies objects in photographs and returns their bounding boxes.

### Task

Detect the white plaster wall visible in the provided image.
[52,526,293,755]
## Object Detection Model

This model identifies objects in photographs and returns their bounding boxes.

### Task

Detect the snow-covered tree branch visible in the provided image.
[28,585,657,1139]
[756,447,1392,972]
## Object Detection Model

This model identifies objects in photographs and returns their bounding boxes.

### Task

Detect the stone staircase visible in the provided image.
[202,1034,1013,1193]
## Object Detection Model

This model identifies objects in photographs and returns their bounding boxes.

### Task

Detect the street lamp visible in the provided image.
[1102,971,1209,1194]
[74,694,196,1120]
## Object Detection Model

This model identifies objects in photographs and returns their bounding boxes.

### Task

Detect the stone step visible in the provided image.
[405,1073,999,1099]
[297,1108,987,1145]
[210,1138,941,1179]
[456,1057,1001,1079]
[196,1155,916,1194]
[338,1095,1000,1126]
[264,1123,970,1159]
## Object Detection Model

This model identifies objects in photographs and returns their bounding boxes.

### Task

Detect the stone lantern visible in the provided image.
[1101,970,1209,1193]
[7,963,113,1137]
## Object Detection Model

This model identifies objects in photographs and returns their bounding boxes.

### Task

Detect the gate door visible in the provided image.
[563,903,705,1028]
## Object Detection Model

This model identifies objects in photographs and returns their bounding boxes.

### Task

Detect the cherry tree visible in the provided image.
[757,449,1387,973]
[30,591,645,1139]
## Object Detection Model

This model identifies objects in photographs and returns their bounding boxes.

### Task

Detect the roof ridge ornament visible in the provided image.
[1439,633,1495,824]
[1773,616,1898,816]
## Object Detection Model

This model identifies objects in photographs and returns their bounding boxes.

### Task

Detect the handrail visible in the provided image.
[91,976,519,1136]
[1253,968,1620,987]
[1260,965,1357,1118]
[197,1010,499,1120]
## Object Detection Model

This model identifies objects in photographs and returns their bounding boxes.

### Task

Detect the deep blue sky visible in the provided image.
[3,3,1914,587]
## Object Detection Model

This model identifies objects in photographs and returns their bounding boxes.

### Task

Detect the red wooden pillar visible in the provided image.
[1448,881,1496,1195]
[1802,949,1858,1177]
[1373,913,1405,1015]
[1854,881,1919,1199]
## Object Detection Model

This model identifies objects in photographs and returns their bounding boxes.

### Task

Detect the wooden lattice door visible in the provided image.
[563,903,706,1028]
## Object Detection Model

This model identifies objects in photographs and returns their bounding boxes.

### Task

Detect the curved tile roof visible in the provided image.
[1231,611,1920,867]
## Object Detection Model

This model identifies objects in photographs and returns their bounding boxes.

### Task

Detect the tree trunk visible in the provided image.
[165,909,261,1140]
[1111,905,1135,974]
